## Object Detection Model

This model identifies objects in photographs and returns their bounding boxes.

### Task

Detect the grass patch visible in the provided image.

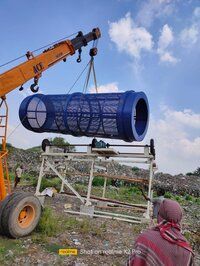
[92,176,111,186]
[8,172,15,182]
[63,216,107,238]
[31,177,62,191]
[45,243,64,253]
[0,238,24,264]
[73,183,88,194]
[103,186,143,204]
[163,192,200,205]
[64,216,80,230]
[74,183,144,204]
[36,207,61,237]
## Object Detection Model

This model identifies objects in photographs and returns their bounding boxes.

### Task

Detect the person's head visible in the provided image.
[157,199,183,224]
[157,187,165,197]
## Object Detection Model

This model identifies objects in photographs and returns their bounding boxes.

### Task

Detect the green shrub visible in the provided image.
[92,176,111,186]
[79,219,91,234]
[64,217,80,230]
[132,167,139,172]
[195,198,200,204]
[32,177,61,191]
[185,194,193,201]
[175,195,181,202]
[9,172,15,181]
[164,192,172,198]
[36,208,60,236]
[130,186,141,195]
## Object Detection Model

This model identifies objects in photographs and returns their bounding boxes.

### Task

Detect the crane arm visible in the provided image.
[0,28,101,97]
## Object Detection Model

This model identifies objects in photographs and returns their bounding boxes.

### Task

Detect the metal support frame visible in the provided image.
[102,176,107,198]
[0,98,11,200]
[86,159,95,206]
[36,142,156,224]
[147,160,154,218]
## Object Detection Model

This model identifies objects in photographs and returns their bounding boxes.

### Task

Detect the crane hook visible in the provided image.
[19,85,24,91]
[30,77,39,93]
[30,84,39,93]
[77,48,82,63]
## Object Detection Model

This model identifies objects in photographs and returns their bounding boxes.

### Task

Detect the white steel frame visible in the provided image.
[35,143,156,224]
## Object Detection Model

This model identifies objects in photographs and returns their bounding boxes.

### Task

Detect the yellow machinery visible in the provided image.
[0,28,101,238]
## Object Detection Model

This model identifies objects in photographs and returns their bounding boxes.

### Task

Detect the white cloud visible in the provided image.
[164,108,200,128]
[89,82,121,93]
[180,24,199,47]
[159,52,178,63]
[147,106,200,174]
[109,13,153,59]
[157,24,179,63]
[179,7,200,48]
[158,24,173,50]
[136,0,174,28]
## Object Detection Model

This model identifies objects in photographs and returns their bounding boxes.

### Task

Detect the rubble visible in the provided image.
[154,173,200,197]
[7,146,200,196]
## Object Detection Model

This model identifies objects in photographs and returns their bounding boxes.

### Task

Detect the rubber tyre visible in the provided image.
[0,192,24,235]
[1,192,41,238]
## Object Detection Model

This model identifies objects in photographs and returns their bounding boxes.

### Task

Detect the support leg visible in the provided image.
[102,177,107,198]
[60,180,64,193]
[86,160,94,206]
[35,157,45,195]
[146,160,153,219]
[46,160,85,204]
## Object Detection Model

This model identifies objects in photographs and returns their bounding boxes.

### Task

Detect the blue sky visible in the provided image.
[0,0,200,174]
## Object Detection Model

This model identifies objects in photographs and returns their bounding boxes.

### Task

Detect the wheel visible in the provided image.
[1,192,41,238]
[0,192,24,235]
[150,138,155,158]
[41,138,51,152]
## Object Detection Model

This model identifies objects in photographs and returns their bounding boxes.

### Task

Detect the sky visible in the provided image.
[0,0,200,174]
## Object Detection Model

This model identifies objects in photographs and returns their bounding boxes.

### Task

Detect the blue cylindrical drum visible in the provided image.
[19,91,149,142]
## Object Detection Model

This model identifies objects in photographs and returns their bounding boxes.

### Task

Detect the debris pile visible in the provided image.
[154,173,200,197]
[7,146,200,196]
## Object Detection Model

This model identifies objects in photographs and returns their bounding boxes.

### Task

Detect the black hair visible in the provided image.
[157,187,165,196]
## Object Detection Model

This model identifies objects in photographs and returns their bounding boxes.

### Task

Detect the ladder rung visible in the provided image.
[0,116,6,118]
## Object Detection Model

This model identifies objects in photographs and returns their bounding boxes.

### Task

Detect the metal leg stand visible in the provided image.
[35,157,45,195]
[145,159,153,219]
[102,177,107,198]
[86,160,95,206]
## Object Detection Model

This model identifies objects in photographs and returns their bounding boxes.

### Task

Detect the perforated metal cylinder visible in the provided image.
[19,91,149,142]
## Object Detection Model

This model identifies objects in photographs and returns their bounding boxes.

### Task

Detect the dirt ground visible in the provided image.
[0,192,147,266]
[0,188,199,266]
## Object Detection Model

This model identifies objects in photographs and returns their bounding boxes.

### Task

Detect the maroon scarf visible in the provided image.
[155,220,193,254]
[128,200,194,266]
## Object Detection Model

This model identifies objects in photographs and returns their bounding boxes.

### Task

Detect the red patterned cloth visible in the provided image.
[128,199,194,266]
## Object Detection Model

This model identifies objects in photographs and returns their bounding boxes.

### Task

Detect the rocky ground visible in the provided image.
[0,187,199,266]
[0,146,198,265]
[0,188,147,266]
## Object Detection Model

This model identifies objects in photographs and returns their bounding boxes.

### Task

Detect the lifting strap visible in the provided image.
[82,46,98,94]
[84,56,98,94]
